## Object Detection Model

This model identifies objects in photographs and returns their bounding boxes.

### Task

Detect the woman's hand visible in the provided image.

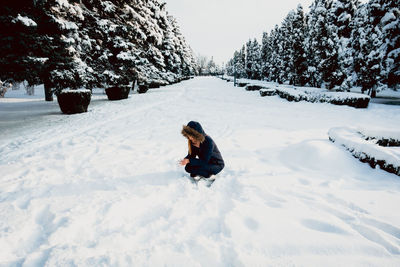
[179,158,189,166]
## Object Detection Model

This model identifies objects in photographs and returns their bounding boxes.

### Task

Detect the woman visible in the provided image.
[180,121,224,179]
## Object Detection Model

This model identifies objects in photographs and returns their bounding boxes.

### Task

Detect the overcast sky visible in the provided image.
[163,0,315,66]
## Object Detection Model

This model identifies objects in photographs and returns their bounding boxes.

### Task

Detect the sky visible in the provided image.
[163,0,315,66]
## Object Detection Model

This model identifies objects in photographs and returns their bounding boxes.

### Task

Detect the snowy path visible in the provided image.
[1,77,400,266]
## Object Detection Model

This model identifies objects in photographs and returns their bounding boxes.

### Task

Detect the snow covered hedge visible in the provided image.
[357,127,400,147]
[328,127,400,176]
[275,87,370,108]
[259,88,277,96]
[245,84,268,91]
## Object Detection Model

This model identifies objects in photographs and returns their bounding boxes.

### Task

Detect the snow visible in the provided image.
[358,127,400,142]
[328,127,400,168]
[13,14,37,27]
[60,89,91,94]
[1,77,400,266]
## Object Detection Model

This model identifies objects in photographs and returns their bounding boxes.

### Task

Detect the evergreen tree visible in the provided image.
[260,32,271,80]
[381,0,400,90]
[269,25,283,83]
[0,0,197,101]
[352,1,384,96]
[332,0,360,91]
[306,0,341,89]
[235,46,246,78]
[280,11,295,84]
[292,5,308,86]
[245,39,261,79]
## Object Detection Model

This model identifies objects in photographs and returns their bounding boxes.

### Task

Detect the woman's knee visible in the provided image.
[185,164,194,173]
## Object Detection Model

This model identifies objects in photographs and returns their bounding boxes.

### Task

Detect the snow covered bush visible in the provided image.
[358,127,400,147]
[275,87,370,108]
[245,85,265,91]
[259,88,277,97]
[329,127,400,176]
[275,87,310,102]
[57,89,91,114]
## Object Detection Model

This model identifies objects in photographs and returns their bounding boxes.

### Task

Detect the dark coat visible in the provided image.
[182,121,224,167]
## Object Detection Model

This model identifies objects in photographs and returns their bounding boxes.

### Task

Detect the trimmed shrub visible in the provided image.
[275,87,370,108]
[137,84,149,94]
[329,127,400,176]
[105,86,130,100]
[57,89,91,114]
[259,89,276,97]
[237,82,248,87]
[245,85,264,91]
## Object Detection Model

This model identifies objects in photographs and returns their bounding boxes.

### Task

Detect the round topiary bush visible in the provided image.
[105,86,130,100]
[137,84,149,94]
[57,89,91,114]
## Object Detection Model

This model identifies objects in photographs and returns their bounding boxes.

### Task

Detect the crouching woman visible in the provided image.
[180,121,224,178]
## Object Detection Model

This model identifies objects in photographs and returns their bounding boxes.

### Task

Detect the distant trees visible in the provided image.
[225,0,399,95]
[197,55,223,76]
[0,0,197,101]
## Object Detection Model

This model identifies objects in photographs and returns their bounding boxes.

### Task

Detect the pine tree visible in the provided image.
[280,11,295,84]
[245,39,261,79]
[260,32,271,80]
[332,0,360,91]
[292,5,308,86]
[352,1,384,96]
[269,25,283,83]
[381,0,400,90]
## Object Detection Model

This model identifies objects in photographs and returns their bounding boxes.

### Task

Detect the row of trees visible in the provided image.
[197,56,224,76]
[0,0,197,101]
[226,0,399,95]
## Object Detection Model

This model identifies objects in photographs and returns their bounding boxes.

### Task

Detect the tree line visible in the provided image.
[225,0,399,96]
[0,0,197,101]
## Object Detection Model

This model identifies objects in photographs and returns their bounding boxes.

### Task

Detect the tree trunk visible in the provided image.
[370,88,376,98]
[131,78,136,91]
[44,83,53,101]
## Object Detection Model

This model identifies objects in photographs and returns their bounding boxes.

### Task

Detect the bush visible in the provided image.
[105,86,130,100]
[259,89,276,97]
[137,84,149,94]
[57,89,91,114]
[275,87,370,108]
[328,127,400,176]
[245,85,264,91]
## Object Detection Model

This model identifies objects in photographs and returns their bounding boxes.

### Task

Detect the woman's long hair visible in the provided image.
[188,139,192,155]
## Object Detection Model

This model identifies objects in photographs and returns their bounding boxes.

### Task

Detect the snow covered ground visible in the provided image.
[1,77,400,266]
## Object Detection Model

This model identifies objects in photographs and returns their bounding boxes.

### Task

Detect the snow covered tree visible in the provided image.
[0,0,197,101]
[380,0,400,90]
[260,32,272,80]
[291,5,308,86]
[331,0,360,91]
[279,11,296,84]
[351,1,385,96]
[269,25,284,83]
[245,39,261,79]
[233,46,246,78]
[306,0,342,89]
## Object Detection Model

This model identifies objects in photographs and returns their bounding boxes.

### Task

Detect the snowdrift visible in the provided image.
[328,127,400,176]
